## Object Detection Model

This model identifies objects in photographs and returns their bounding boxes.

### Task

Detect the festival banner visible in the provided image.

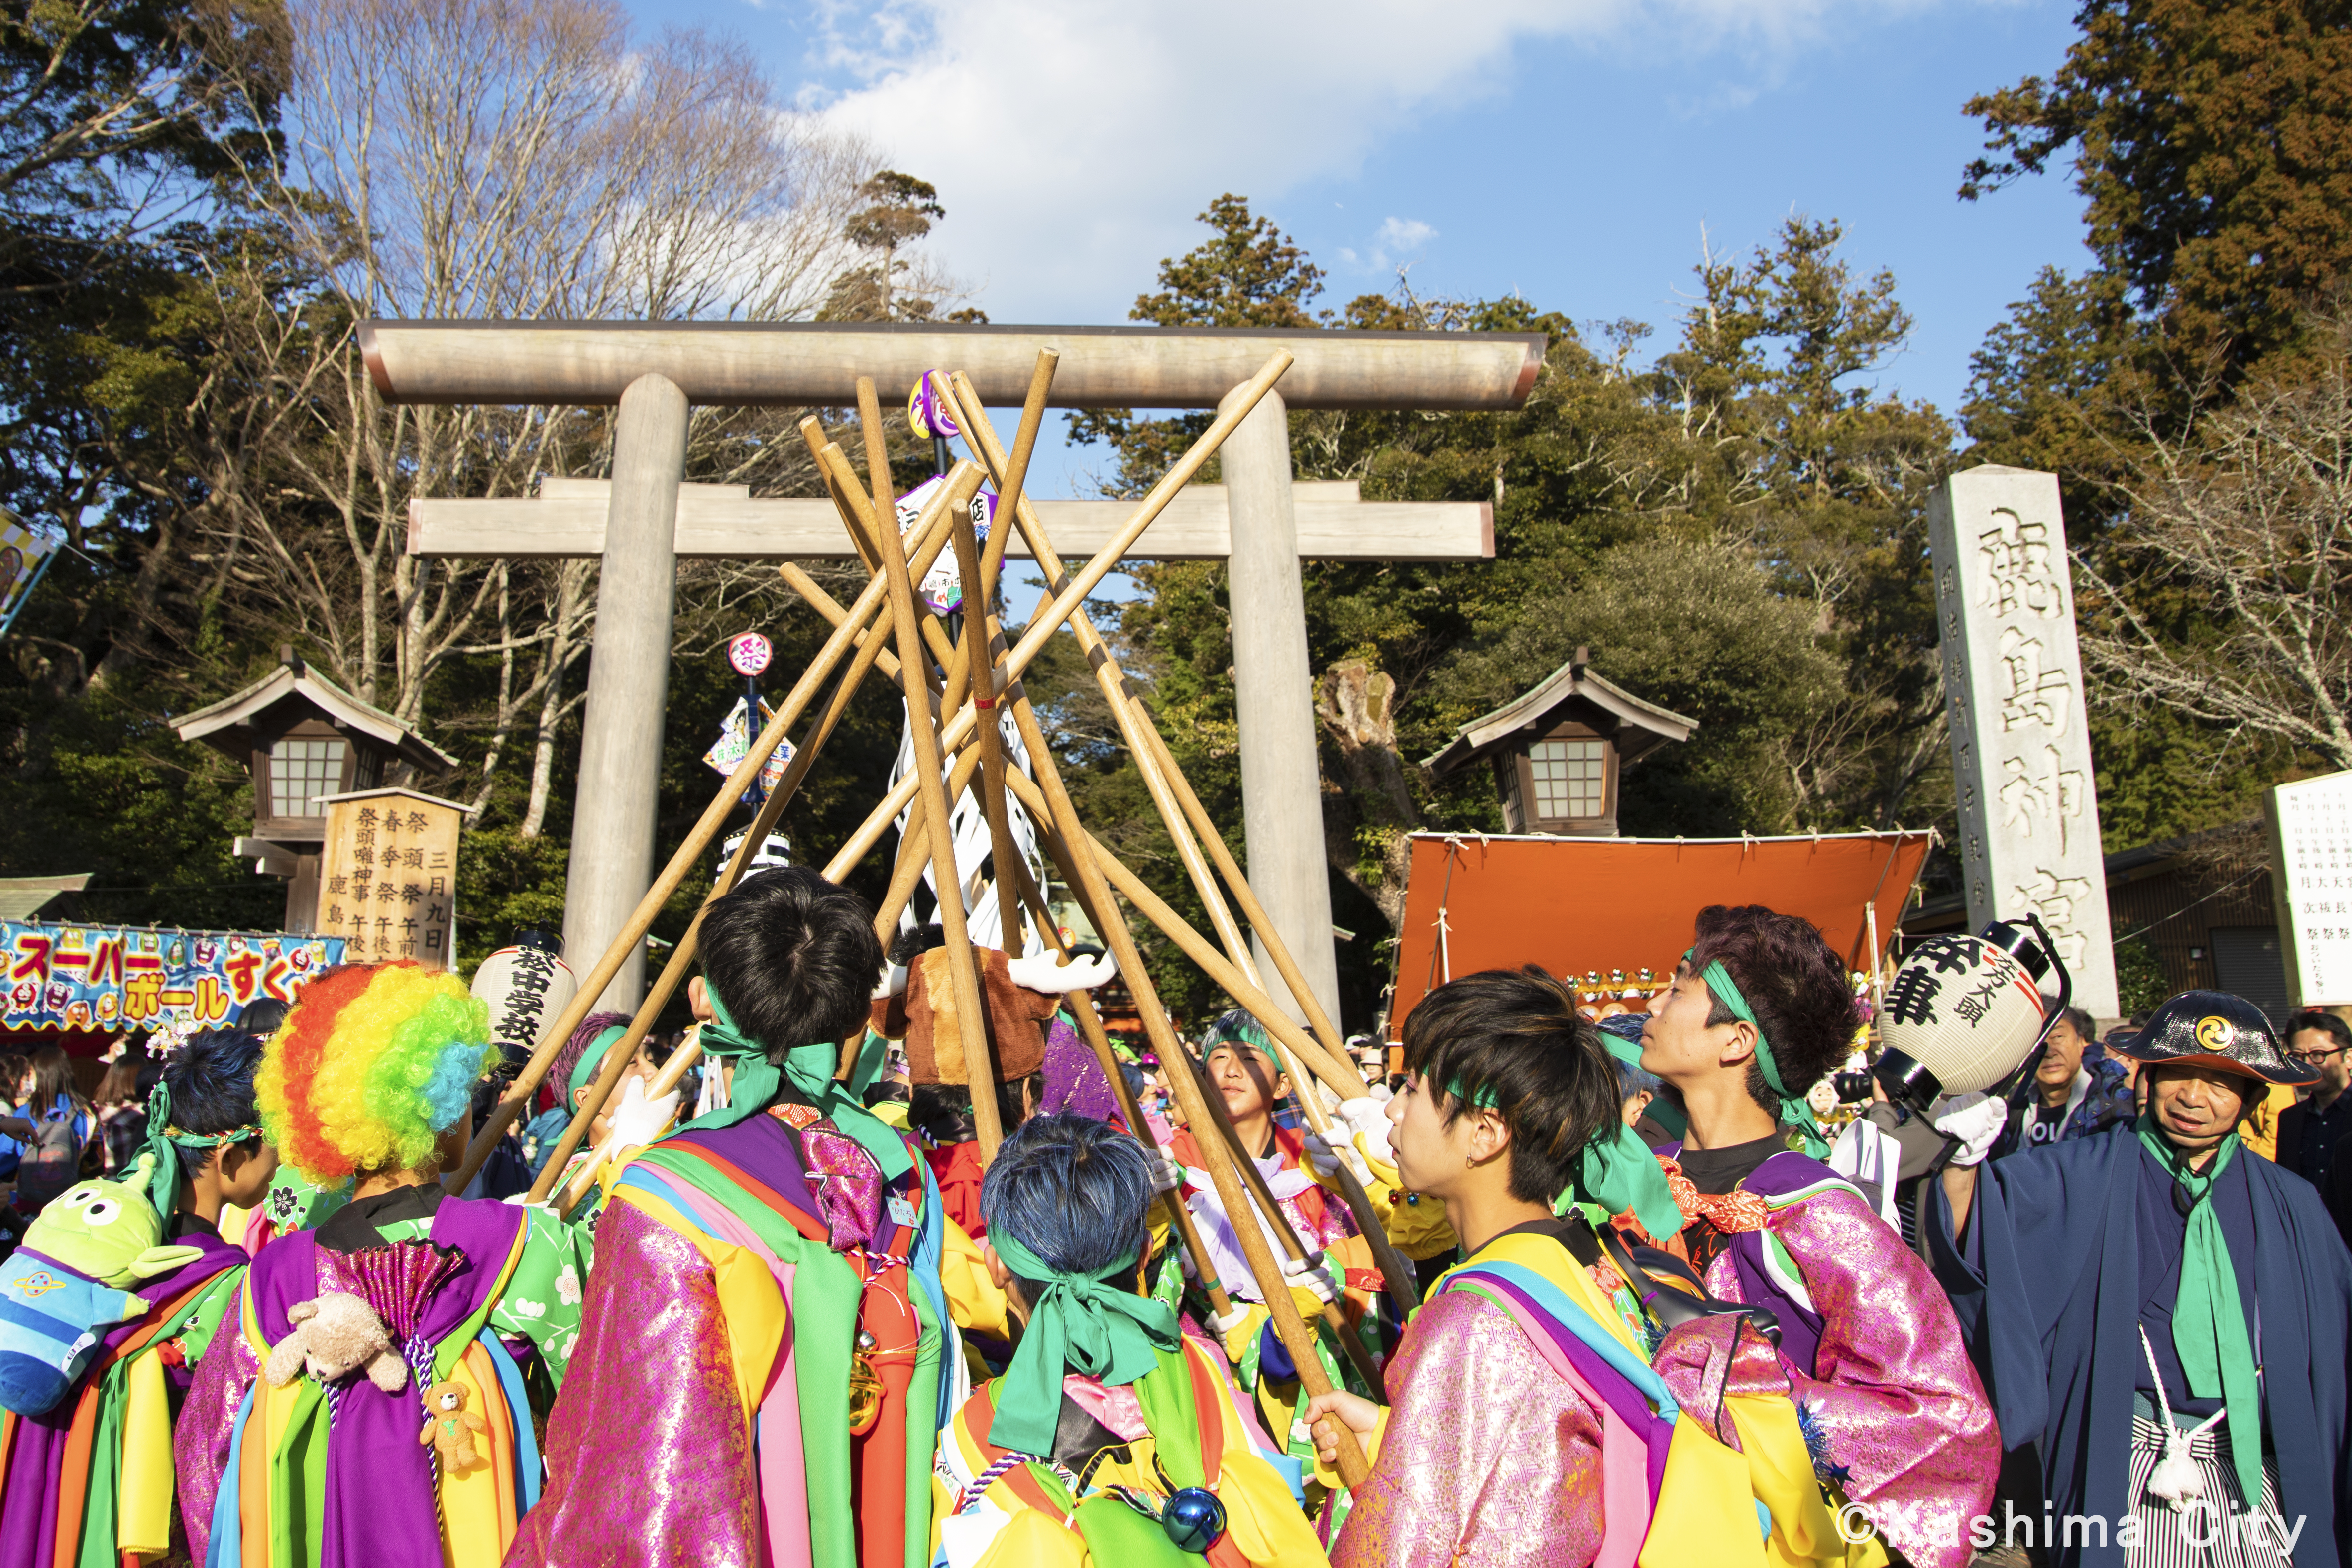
[3,922,346,1032]
[318,787,461,969]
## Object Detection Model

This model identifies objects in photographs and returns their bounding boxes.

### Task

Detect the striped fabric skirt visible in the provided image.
[2127,1399,2295,1568]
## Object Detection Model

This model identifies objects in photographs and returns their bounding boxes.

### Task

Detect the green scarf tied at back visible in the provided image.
[140,1079,264,1223]
[1446,1075,1684,1243]
[685,985,911,1184]
[985,1225,1181,1457]
[2136,1115,2264,1508]
[1699,959,1830,1159]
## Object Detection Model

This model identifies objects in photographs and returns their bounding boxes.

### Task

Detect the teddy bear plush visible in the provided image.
[263,1292,408,1393]
[418,1378,487,1471]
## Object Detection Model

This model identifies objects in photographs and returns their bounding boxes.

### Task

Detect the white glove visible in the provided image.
[1005,951,1117,993]
[1145,1150,1184,1197]
[1303,1129,1372,1188]
[602,1074,682,1153]
[1210,1302,1254,1337]
[1333,1096,1394,1167]
[1931,1092,2008,1168]
[1282,1250,1343,1306]
[872,961,908,1001]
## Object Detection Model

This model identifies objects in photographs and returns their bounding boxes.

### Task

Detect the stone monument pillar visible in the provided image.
[1929,464,2121,1018]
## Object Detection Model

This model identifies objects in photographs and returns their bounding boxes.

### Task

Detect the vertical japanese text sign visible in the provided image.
[318,788,462,970]
[1929,465,2120,1017]
[2264,769,2352,1007]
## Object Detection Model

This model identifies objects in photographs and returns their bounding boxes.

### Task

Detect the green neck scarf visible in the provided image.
[986,1226,1179,1457]
[1699,959,1828,1158]
[2135,1115,2263,1506]
[685,987,911,1184]
[1445,1076,1684,1243]
[141,1080,263,1221]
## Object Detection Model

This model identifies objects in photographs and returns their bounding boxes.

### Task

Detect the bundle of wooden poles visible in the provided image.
[446,349,1411,1484]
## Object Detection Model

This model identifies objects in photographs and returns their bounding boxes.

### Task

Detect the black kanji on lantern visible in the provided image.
[1886,966,1943,1026]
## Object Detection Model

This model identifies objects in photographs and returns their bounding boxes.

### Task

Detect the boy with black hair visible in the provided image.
[0,1026,273,1566]
[515,866,955,1568]
[1306,966,1848,1568]
[1637,905,1997,1568]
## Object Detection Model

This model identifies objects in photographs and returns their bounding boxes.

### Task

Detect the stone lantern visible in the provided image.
[174,649,456,931]
[1423,648,1694,838]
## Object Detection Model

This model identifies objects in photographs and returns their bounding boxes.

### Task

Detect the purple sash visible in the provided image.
[1661,1144,1834,1376]
[1440,1266,1675,1503]
[245,1196,524,1568]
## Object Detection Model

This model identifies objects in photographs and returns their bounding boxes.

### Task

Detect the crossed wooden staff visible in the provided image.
[448,349,1401,1485]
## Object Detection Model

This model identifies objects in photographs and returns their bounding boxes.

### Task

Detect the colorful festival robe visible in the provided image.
[1654,1147,1998,1568]
[509,1105,951,1568]
[929,1333,1321,1568]
[1334,1229,1848,1568]
[174,1194,584,1568]
[0,1233,244,1568]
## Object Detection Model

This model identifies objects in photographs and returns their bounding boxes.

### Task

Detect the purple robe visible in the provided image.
[1663,1150,1998,1568]
[173,1194,524,1568]
[0,1235,243,1568]
[1333,1288,1607,1568]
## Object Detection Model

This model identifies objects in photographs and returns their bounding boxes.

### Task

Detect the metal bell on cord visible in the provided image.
[1161,1486,1227,1553]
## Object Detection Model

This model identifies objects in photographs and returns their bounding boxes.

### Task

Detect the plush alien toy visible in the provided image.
[0,1152,204,1415]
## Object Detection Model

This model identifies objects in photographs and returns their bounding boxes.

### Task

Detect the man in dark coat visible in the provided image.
[1928,991,2351,1568]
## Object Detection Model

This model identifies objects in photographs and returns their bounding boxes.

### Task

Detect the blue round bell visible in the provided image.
[1161,1487,1226,1554]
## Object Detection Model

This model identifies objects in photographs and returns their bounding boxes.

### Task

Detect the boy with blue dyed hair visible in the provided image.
[931,1112,1322,1567]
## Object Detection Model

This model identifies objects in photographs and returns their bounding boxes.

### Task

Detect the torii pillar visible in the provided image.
[371,322,1541,1019]
[1221,385,1338,1017]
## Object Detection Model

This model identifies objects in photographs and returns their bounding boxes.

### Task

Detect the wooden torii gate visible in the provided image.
[369,321,1542,1016]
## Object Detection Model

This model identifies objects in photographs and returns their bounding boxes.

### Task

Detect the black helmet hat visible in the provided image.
[2112,990,2315,1088]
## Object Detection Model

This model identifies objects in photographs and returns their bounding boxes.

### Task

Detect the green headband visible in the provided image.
[1441,1072,1684,1242]
[568,1025,631,1100]
[681,983,911,1183]
[1698,958,1828,1158]
[985,1225,1179,1457]
[141,1081,263,1219]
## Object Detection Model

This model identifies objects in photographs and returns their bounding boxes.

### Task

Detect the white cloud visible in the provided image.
[802,0,1966,323]
[1378,217,1438,253]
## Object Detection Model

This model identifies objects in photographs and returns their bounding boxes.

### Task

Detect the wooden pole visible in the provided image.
[1002,845,1240,1321]
[516,503,965,1202]
[857,396,1003,1161]
[448,521,911,1192]
[946,503,1034,957]
[948,375,1361,1062]
[1167,1031,1389,1395]
[976,349,1056,602]
[942,375,1422,1310]
[776,555,1242,1317]
[990,651,1371,1484]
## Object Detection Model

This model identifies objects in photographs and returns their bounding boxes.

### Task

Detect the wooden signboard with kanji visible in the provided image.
[316,787,462,969]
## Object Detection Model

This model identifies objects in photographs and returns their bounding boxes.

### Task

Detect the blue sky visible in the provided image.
[621,0,2091,502]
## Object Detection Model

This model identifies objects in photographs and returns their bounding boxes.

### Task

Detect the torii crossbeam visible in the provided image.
[372,321,1541,1016]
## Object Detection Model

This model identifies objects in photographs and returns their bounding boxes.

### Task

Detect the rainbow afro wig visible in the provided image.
[258,961,496,1184]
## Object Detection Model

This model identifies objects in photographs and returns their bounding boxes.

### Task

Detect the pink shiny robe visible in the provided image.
[503,1199,766,1566]
[1680,1185,1999,1568]
[1333,1288,1608,1568]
